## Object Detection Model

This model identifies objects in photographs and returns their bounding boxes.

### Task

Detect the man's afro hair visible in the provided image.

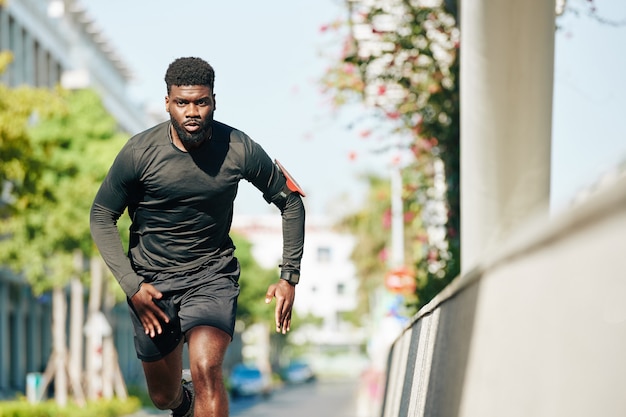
[165,57,215,93]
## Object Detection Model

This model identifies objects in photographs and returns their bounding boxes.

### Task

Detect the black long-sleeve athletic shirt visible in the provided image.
[90,120,305,298]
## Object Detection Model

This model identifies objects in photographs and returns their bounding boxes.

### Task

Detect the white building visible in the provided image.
[231,214,365,349]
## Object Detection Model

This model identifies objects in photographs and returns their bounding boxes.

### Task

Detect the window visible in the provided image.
[317,246,331,263]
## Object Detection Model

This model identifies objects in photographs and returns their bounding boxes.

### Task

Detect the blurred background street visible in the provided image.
[125,378,361,417]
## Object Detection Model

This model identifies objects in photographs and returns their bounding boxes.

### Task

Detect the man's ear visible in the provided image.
[165,96,170,113]
[213,94,217,112]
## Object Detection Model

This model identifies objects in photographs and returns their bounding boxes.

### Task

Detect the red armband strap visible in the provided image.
[275,159,306,197]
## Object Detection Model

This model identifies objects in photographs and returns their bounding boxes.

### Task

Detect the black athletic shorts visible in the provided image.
[127,257,240,362]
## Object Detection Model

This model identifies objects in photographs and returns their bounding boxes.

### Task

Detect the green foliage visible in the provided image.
[126,384,153,409]
[322,0,460,310]
[0,396,140,417]
[0,51,12,74]
[0,87,128,293]
[232,232,314,335]
[338,173,423,314]
[338,175,392,313]
[232,233,278,327]
[0,81,66,216]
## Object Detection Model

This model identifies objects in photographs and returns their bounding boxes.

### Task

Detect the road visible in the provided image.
[127,378,362,417]
[231,378,360,417]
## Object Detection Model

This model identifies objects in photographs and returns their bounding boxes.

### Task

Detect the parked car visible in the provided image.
[228,363,272,399]
[280,361,316,384]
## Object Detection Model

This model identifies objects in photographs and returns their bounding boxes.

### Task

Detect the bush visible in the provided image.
[0,397,141,417]
[126,385,153,409]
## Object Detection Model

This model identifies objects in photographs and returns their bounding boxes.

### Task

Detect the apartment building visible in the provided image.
[0,0,149,134]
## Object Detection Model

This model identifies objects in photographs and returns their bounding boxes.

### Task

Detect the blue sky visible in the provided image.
[83,0,626,218]
[552,0,626,211]
[84,0,377,218]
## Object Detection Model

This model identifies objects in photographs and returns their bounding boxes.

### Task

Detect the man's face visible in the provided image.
[166,85,215,149]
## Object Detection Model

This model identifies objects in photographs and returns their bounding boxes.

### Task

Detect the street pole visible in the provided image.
[390,164,404,269]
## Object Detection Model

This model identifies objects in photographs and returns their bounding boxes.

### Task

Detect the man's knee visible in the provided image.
[149,385,183,410]
[193,356,224,381]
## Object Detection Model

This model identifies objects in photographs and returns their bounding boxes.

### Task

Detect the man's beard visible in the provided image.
[171,116,213,148]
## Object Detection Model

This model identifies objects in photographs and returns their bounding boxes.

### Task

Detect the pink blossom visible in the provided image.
[382,209,392,229]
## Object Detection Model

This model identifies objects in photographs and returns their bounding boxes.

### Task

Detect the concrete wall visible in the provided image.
[460,0,555,270]
[380,174,626,416]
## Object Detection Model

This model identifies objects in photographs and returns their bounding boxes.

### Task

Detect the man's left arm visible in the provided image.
[240,134,306,333]
[264,190,305,333]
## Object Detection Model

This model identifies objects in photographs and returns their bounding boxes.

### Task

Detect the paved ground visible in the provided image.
[124,378,361,417]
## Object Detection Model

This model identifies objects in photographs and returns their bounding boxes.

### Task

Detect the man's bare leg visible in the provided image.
[187,325,231,417]
[142,340,186,410]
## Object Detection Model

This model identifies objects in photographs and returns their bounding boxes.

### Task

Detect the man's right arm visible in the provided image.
[90,139,145,298]
[90,203,143,298]
[91,204,169,336]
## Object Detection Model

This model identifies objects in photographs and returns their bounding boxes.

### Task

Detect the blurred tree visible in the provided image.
[0,52,65,220]
[339,174,404,314]
[322,0,621,315]
[232,232,314,327]
[0,82,129,405]
[321,0,621,315]
[231,233,278,327]
[321,0,460,311]
[0,88,128,293]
